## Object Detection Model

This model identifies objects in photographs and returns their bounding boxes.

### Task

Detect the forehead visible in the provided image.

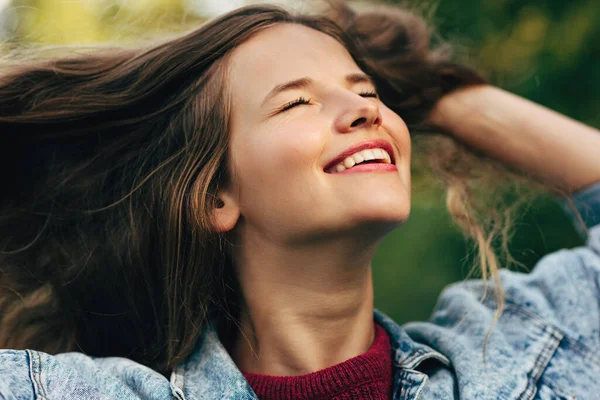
[227,23,363,104]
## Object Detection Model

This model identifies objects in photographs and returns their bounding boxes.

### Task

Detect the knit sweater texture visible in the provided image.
[242,323,393,399]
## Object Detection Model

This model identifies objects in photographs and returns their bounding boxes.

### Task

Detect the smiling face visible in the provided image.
[222,23,411,245]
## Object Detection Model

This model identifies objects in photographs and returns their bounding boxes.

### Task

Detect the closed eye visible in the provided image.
[359,90,378,98]
[279,96,311,112]
[278,91,379,114]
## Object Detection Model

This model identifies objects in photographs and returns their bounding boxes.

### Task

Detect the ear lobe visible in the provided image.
[211,190,240,233]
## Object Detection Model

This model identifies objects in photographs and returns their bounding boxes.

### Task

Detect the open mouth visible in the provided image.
[326,147,393,173]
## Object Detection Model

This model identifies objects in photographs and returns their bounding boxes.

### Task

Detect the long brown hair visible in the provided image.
[0,2,489,374]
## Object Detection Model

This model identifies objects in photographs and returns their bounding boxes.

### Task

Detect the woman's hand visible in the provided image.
[427,85,600,194]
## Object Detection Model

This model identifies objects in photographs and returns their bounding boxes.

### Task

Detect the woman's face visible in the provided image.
[224,23,411,244]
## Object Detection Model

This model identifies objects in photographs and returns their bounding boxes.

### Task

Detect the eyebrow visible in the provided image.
[261,73,375,107]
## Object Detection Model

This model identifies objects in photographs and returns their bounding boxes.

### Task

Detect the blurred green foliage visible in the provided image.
[377,0,597,323]
[1,0,597,323]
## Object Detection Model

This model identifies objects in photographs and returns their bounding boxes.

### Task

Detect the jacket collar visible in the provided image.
[171,318,255,400]
[171,309,449,400]
[374,309,450,370]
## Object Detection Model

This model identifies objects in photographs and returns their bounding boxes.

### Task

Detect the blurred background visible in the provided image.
[1,0,597,323]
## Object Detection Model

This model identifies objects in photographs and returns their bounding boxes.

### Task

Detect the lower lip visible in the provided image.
[331,163,398,174]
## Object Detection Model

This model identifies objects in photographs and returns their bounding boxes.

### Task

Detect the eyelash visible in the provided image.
[279,90,379,113]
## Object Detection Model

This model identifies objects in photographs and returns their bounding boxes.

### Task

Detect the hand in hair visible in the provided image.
[429,85,600,194]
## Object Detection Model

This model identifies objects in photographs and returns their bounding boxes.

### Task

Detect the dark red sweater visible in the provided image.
[242,323,393,400]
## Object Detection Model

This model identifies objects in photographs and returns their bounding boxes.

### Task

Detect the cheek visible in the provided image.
[229,118,329,212]
[236,119,326,180]
[382,108,411,150]
[230,118,330,229]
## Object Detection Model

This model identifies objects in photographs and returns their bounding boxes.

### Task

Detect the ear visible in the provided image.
[210,188,240,233]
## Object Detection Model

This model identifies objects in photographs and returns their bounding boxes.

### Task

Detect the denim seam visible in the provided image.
[25,350,38,400]
[37,351,48,399]
[411,373,428,400]
[517,325,563,400]
[397,369,428,400]
[170,367,186,400]
[27,350,46,400]
[401,349,450,370]
[503,298,600,361]
[401,349,429,368]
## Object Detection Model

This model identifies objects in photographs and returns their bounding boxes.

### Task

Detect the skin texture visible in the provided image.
[429,85,600,194]
[212,23,412,376]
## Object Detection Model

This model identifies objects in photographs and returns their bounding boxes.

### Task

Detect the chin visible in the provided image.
[350,200,411,235]
[360,190,410,220]
[361,210,409,228]
[347,217,406,241]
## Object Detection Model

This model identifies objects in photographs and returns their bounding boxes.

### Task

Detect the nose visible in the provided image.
[333,98,383,134]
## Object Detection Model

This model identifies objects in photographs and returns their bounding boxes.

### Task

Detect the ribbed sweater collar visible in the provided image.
[242,322,393,400]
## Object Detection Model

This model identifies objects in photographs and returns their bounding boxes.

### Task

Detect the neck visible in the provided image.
[229,231,380,376]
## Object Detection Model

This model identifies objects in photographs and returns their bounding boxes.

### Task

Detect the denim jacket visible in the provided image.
[1,181,600,400]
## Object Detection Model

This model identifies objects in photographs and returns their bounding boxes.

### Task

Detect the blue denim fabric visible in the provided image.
[1,181,600,399]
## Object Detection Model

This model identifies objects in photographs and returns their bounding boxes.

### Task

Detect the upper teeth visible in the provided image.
[329,148,392,173]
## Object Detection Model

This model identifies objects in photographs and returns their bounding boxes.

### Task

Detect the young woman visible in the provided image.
[1,3,599,399]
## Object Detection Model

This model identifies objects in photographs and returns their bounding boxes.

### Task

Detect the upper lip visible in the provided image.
[324,139,396,172]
